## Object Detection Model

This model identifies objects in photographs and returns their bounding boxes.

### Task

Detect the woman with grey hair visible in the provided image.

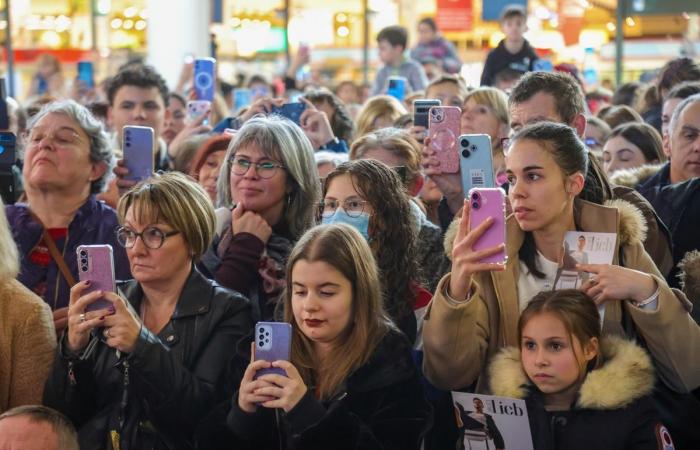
[203,115,320,321]
[5,100,130,335]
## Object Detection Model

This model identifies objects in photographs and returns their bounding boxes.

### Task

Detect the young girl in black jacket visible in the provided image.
[224,223,431,450]
[488,289,675,450]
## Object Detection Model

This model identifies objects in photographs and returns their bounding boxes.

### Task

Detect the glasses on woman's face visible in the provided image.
[26,127,84,148]
[116,226,180,249]
[319,198,368,218]
[229,156,285,179]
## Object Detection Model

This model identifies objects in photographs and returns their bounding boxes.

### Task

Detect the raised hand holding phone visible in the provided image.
[449,198,507,301]
[428,106,461,173]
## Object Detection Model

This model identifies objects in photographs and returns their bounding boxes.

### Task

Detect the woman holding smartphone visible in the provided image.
[225,224,431,449]
[205,115,320,322]
[422,122,700,396]
[43,173,253,450]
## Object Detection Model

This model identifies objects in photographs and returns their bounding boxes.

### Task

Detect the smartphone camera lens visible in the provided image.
[462,149,471,158]
[472,202,479,209]
[79,250,87,257]
[258,341,263,347]
[471,145,478,151]
[265,331,269,336]
[258,327,264,333]
[460,138,469,147]
[472,193,479,200]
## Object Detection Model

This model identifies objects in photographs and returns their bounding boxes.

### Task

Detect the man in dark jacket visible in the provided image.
[480,5,538,87]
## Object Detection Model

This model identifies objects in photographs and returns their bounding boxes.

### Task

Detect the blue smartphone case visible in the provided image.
[387,77,406,102]
[77,61,94,88]
[459,134,495,196]
[254,322,292,378]
[194,58,216,102]
[270,103,306,126]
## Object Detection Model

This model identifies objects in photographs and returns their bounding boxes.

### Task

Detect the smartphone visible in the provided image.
[0,78,8,130]
[193,57,216,102]
[187,100,211,126]
[459,134,495,196]
[0,132,15,167]
[468,188,507,265]
[413,99,441,128]
[254,322,292,379]
[428,106,461,174]
[270,103,307,126]
[77,61,94,88]
[387,76,407,102]
[76,245,116,312]
[233,88,251,111]
[122,125,154,182]
[0,132,15,204]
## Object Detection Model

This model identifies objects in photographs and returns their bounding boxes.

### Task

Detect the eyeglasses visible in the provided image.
[229,156,285,179]
[116,226,180,249]
[319,199,368,218]
[26,127,84,147]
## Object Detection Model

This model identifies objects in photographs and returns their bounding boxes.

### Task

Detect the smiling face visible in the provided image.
[520,312,597,402]
[602,135,650,176]
[229,142,289,225]
[669,100,700,184]
[23,112,105,196]
[505,139,582,232]
[291,259,353,353]
[123,206,191,285]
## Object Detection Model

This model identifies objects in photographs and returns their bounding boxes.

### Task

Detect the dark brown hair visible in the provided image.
[377,25,408,49]
[657,57,700,99]
[597,104,643,130]
[607,122,665,164]
[509,71,585,126]
[322,159,419,321]
[304,88,355,142]
[519,289,602,372]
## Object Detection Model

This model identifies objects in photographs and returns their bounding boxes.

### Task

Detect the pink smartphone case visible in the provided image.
[468,188,507,264]
[428,106,461,173]
[77,245,116,312]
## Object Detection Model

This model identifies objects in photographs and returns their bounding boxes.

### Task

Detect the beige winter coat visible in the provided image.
[422,198,699,394]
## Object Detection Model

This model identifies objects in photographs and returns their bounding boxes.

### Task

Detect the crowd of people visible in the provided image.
[1,6,700,450]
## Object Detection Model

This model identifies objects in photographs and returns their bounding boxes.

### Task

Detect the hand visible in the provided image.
[238,343,276,413]
[66,281,115,353]
[449,199,506,300]
[231,204,273,244]
[422,137,464,214]
[168,108,212,160]
[578,264,658,305]
[238,97,285,124]
[53,307,69,336]
[299,98,335,149]
[70,79,97,104]
[100,292,143,354]
[256,361,308,412]
[113,159,137,195]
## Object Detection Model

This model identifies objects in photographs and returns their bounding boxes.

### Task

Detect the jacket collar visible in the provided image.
[488,336,655,410]
[346,330,416,393]
[118,265,212,319]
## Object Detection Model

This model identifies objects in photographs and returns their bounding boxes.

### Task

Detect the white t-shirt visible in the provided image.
[517,251,559,311]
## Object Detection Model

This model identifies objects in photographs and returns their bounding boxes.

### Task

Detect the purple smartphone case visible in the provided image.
[123,126,154,182]
[271,103,306,126]
[77,245,116,312]
[193,58,216,102]
[428,106,461,173]
[468,188,507,264]
[254,322,292,379]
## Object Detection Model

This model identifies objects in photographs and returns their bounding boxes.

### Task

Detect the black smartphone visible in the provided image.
[0,131,16,204]
[414,99,441,128]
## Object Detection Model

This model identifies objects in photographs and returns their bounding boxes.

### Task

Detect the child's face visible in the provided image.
[502,16,527,41]
[520,312,597,398]
[378,40,404,65]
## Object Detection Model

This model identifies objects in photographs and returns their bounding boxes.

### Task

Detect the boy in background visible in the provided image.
[371,26,428,96]
[480,5,538,87]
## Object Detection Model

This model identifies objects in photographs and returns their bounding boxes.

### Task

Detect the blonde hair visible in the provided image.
[283,224,394,400]
[355,95,407,139]
[0,197,19,279]
[464,87,510,128]
[349,127,422,189]
[117,172,215,260]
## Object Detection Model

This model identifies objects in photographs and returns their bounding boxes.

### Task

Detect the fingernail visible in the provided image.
[99,316,105,320]
[85,280,91,286]
[108,306,116,314]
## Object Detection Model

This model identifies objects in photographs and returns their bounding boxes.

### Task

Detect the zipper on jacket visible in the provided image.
[67,361,77,386]
[119,360,130,432]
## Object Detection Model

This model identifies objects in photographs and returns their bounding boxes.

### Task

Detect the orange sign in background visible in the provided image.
[436,0,473,32]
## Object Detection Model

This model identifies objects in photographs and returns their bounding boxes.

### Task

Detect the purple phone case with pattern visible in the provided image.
[77,245,116,312]
[122,125,154,182]
[254,322,292,379]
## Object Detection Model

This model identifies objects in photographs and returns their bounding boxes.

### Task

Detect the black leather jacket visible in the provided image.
[43,267,253,450]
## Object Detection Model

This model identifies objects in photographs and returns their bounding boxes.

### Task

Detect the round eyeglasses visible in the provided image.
[319,199,368,218]
[116,226,180,249]
[229,156,285,179]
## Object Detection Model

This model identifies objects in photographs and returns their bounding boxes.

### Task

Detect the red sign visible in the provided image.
[436,0,473,32]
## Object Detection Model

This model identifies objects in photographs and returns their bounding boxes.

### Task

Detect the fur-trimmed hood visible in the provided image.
[443,198,647,260]
[488,336,655,410]
[679,249,700,305]
[609,163,665,189]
